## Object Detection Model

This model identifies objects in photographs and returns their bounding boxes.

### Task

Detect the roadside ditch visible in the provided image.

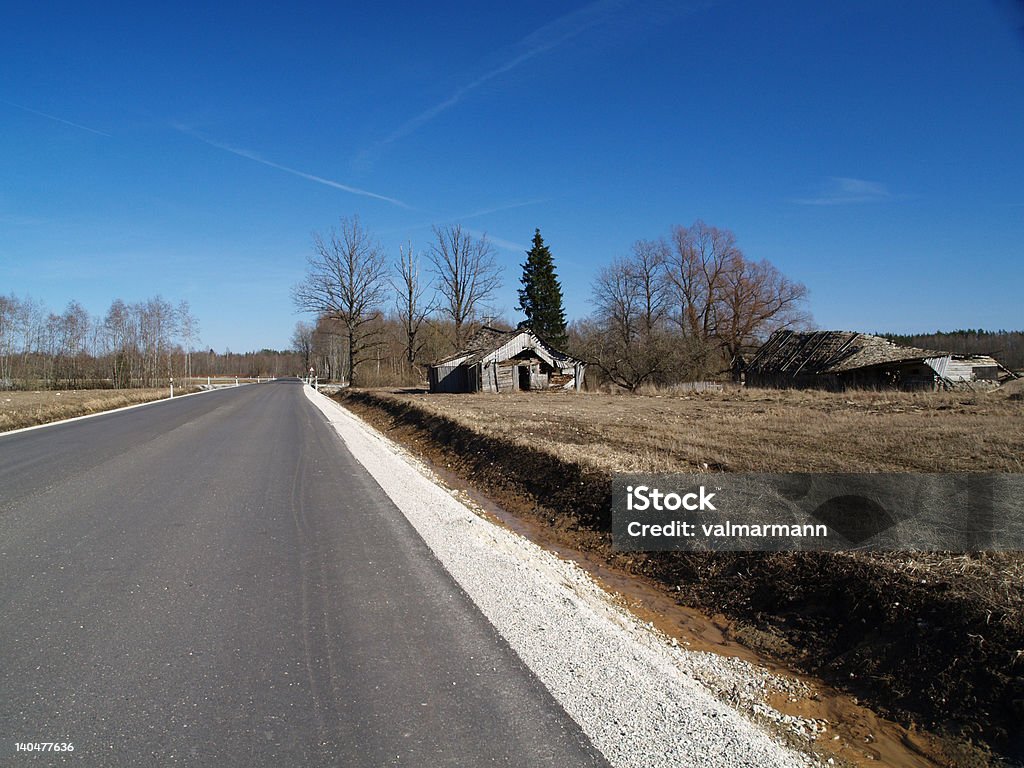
[335,389,1023,768]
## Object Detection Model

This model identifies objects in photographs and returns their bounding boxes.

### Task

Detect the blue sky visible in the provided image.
[2,0,1022,352]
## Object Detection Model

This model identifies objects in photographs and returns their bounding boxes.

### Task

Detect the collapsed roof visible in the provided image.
[745,330,993,377]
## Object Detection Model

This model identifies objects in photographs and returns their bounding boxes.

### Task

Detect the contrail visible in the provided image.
[376,0,628,148]
[1,99,110,137]
[459,199,548,220]
[465,228,527,253]
[177,126,411,209]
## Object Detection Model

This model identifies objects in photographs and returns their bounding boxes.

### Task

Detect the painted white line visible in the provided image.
[0,385,233,439]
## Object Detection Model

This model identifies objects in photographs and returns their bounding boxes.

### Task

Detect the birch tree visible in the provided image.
[291,321,315,374]
[177,300,200,383]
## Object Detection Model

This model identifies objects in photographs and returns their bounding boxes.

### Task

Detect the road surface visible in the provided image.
[0,380,608,766]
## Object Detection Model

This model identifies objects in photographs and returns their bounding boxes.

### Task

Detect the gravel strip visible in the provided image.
[306,386,817,768]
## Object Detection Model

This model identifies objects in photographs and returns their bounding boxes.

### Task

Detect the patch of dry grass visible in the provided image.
[369,386,1024,474]
[0,388,188,432]
[860,550,1024,619]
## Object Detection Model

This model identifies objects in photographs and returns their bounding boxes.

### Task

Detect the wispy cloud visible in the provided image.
[176,125,411,209]
[466,228,527,253]
[1,98,110,137]
[456,201,545,252]
[793,177,895,206]
[356,0,709,171]
[458,198,549,221]
[372,0,629,151]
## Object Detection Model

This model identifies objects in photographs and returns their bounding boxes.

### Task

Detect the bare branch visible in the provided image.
[427,224,502,349]
[292,215,388,384]
[391,241,435,368]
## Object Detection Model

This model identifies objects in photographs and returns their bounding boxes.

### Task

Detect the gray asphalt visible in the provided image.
[0,380,608,767]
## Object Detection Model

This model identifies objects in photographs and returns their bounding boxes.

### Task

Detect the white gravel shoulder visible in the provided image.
[305,387,818,768]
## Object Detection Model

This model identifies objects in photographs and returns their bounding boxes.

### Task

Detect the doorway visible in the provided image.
[518,365,530,391]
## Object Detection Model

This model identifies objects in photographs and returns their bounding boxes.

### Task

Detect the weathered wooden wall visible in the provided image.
[429,361,470,393]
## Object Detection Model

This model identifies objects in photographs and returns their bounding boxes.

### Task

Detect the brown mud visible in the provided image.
[336,389,1023,767]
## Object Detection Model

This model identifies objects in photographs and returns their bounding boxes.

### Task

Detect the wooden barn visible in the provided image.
[745,330,1004,391]
[428,326,586,394]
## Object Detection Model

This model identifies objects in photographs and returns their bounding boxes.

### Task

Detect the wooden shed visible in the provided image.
[745,330,1004,391]
[429,326,586,394]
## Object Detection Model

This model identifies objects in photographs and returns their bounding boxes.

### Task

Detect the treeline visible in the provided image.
[293,217,509,386]
[293,314,489,387]
[0,293,303,390]
[883,330,1024,371]
[575,221,810,389]
[293,216,811,389]
[194,349,306,379]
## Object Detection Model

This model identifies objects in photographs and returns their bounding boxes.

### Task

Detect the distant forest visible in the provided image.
[882,330,1024,371]
[0,293,304,390]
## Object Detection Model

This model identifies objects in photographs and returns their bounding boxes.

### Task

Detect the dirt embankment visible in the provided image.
[337,389,1024,767]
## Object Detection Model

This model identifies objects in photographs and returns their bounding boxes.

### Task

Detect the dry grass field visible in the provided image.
[0,387,184,433]
[350,383,1024,618]
[373,384,1024,473]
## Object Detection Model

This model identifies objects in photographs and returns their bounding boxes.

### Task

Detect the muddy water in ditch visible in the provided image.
[425,464,951,768]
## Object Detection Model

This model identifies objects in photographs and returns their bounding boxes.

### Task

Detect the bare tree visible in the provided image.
[592,256,641,346]
[664,220,738,341]
[664,220,809,375]
[392,241,434,372]
[292,216,388,385]
[58,301,91,387]
[177,300,200,383]
[13,296,44,385]
[138,296,178,386]
[630,239,669,334]
[291,321,315,375]
[718,257,809,366]
[0,294,16,386]
[104,299,137,388]
[427,224,502,349]
[0,293,218,389]
[584,253,675,391]
[312,316,346,382]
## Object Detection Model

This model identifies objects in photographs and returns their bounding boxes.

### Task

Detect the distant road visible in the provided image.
[0,380,606,766]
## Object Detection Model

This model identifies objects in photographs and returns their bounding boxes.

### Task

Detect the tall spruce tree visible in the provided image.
[517,229,568,348]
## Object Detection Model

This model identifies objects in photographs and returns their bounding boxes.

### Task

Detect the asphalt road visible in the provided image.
[0,380,608,767]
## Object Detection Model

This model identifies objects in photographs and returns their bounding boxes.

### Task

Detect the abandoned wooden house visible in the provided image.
[744,330,1005,391]
[428,326,586,394]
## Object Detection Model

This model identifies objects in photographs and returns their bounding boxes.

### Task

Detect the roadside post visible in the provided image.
[169,376,174,398]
